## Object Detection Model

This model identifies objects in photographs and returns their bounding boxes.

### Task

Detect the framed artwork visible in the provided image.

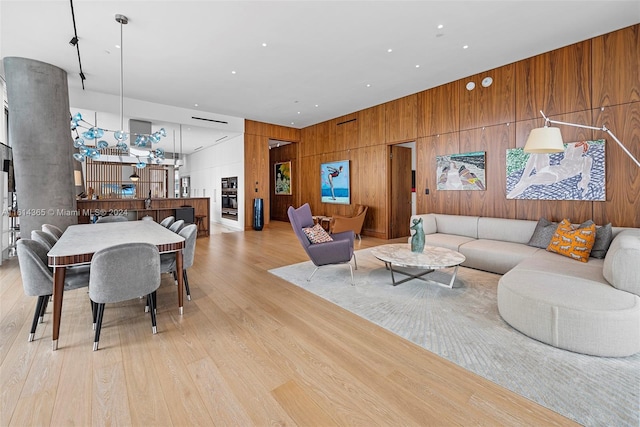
[321,160,350,204]
[506,139,605,201]
[274,161,292,195]
[436,151,486,191]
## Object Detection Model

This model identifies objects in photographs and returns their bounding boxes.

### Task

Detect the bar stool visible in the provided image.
[195,214,207,237]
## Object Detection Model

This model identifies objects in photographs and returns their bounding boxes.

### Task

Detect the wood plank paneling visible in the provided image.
[245,120,301,141]
[244,133,270,229]
[417,81,460,137]
[416,134,460,215]
[335,114,359,151]
[515,41,591,121]
[592,24,640,107]
[459,65,515,131]
[459,125,516,218]
[592,103,640,227]
[385,95,417,143]
[358,105,385,147]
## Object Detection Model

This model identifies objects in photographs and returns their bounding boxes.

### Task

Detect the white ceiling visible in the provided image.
[1,1,639,154]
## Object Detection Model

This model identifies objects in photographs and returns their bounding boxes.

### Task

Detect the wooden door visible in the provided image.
[390,145,412,238]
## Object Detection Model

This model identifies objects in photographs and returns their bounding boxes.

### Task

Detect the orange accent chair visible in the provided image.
[330,204,368,241]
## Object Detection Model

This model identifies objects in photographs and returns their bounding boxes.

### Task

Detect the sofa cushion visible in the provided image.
[546,219,596,262]
[527,218,560,249]
[433,214,479,239]
[498,270,640,357]
[478,217,538,244]
[303,224,333,244]
[603,229,640,295]
[516,250,607,284]
[423,233,476,252]
[459,239,540,274]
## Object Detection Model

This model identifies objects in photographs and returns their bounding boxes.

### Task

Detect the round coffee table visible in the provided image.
[370,243,466,288]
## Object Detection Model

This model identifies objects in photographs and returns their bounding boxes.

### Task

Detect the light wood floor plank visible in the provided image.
[0,221,577,426]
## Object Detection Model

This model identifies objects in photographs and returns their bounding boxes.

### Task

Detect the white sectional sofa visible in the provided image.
[409,213,640,357]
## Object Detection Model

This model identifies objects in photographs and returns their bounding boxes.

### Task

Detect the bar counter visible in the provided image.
[76,197,210,236]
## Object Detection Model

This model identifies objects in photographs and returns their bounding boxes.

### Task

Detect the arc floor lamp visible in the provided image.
[524,110,640,169]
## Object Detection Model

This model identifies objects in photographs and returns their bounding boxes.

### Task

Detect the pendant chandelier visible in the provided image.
[71,13,166,168]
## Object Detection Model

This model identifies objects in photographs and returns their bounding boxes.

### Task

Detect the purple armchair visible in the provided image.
[287,203,357,285]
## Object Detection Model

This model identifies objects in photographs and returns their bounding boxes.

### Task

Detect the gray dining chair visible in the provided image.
[168,219,185,233]
[16,239,90,342]
[42,223,63,239]
[89,242,161,351]
[159,224,197,302]
[159,216,175,228]
[31,230,57,251]
[96,215,128,223]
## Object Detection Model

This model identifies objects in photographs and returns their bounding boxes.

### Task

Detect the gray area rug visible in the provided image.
[269,248,640,427]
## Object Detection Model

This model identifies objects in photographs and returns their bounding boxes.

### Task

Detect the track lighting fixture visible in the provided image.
[69,36,79,46]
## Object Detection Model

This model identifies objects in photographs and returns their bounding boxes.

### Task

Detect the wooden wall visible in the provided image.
[244,121,300,229]
[246,24,640,236]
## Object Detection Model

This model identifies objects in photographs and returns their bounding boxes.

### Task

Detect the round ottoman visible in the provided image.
[497,269,640,357]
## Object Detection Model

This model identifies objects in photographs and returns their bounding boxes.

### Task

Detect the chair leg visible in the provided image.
[149,292,158,334]
[91,300,98,330]
[39,295,50,323]
[307,267,320,282]
[29,295,48,342]
[353,253,358,270]
[348,263,355,286]
[183,270,191,301]
[93,303,105,351]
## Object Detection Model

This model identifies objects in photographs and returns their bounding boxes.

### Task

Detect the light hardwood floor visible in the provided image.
[0,221,576,426]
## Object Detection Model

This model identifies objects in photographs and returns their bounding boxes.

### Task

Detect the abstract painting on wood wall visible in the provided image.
[436,151,486,191]
[506,139,605,201]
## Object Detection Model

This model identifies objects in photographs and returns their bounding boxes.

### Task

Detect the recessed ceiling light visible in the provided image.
[315,104,319,107]
[194,103,199,107]
[366,84,371,87]
[466,81,475,91]
[261,42,267,47]
[387,48,393,53]
[115,44,121,49]
[481,77,493,87]
[415,64,420,68]
[437,24,444,29]
[291,122,295,125]
[463,45,469,49]
[231,70,236,74]
[297,111,301,114]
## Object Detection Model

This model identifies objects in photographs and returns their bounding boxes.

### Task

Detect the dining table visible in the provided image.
[47,220,185,350]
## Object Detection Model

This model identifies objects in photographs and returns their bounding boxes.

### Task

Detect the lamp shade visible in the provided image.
[523,127,565,153]
[129,172,140,182]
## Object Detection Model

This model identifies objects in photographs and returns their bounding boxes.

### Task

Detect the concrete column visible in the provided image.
[3,57,77,238]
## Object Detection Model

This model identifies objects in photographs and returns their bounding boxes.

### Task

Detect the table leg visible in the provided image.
[176,250,184,315]
[52,267,66,350]
[388,263,435,286]
[386,263,460,288]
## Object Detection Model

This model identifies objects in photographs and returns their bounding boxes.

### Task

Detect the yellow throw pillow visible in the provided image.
[546,219,596,262]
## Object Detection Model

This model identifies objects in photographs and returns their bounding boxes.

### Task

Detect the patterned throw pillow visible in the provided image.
[546,219,596,262]
[303,224,334,244]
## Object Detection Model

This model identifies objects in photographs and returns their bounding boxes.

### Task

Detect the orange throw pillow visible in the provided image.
[546,219,596,262]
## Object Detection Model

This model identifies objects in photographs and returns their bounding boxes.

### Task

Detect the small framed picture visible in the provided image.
[274,161,292,195]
